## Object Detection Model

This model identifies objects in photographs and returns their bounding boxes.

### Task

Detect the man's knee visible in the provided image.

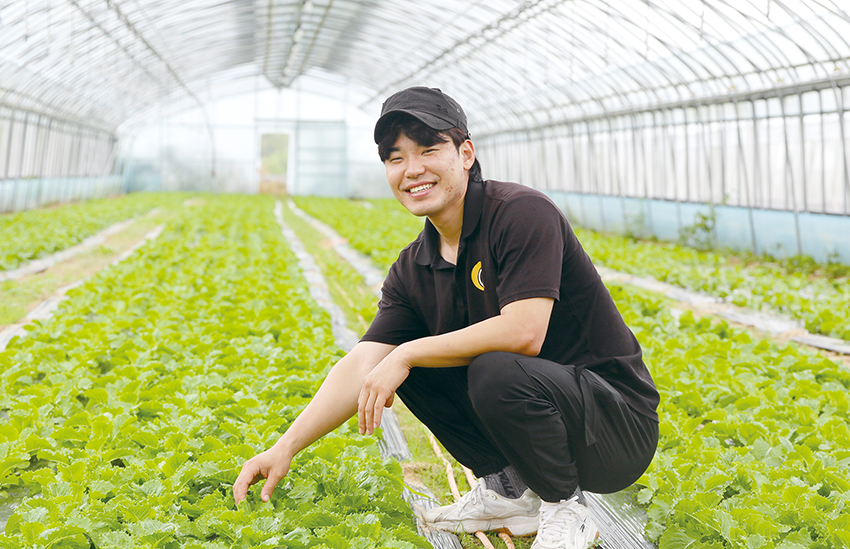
[467,352,529,418]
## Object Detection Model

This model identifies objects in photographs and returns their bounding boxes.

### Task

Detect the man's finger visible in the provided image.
[372,397,384,432]
[364,390,376,435]
[261,469,283,502]
[233,462,259,504]
[358,388,367,435]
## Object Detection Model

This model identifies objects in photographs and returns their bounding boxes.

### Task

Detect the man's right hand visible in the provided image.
[231,342,395,506]
[233,446,292,504]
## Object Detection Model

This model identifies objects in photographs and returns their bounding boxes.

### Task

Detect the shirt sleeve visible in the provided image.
[492,195,566,308]
[360,262,430,345]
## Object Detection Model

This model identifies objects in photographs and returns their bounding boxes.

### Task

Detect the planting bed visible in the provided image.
[573,229,850,341]
[4,193,850,549]
[0,195,419,548]
[0,193,178,272]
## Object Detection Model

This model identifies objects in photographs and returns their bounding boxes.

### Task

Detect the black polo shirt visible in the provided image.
[361,179,659,421]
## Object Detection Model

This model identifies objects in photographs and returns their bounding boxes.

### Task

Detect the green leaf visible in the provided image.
[659,528,700,549]
[776,529,813,549]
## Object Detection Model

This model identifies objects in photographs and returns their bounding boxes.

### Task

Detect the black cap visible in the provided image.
[373,86,468,143]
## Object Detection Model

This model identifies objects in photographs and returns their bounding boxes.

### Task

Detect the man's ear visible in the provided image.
[461,139,475,170]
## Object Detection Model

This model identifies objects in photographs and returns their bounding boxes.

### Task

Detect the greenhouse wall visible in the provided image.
[0,176,123,213]
[547,191,850,264]
[477,78,850,265]
[478,81,850,217]
[0,105,119,212]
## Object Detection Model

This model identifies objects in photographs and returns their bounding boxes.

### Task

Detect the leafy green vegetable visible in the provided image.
[573,227,850,340]
[0,193,183,272]
[0,195,419,547]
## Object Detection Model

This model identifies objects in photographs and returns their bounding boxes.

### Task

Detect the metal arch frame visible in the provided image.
[361,0,831,135]
[279,0,338,89]
[1,0,850,217]
[364,0,559,103]
[1,0,848,131]
[552,5,695,107]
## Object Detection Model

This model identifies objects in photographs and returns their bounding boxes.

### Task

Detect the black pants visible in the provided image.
[395,351,659,503]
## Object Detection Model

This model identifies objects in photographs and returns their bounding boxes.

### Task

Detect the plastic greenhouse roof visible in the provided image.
[1,0,849,137]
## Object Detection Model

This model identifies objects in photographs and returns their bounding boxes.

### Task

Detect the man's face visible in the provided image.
[383,132,475,220]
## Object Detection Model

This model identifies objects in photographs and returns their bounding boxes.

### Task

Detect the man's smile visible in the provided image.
[407,182,435,195]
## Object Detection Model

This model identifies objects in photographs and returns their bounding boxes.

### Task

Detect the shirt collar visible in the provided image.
[414,178,485,267]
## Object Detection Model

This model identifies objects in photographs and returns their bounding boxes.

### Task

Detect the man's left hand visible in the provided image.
[358,350,411,435]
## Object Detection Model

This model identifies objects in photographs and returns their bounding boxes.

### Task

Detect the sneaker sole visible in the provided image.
[427,515,540,536]
[531,530,601,549]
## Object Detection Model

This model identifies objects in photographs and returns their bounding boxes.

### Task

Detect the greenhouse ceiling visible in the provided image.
[1,0,849,137]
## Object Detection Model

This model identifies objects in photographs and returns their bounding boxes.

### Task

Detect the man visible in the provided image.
[234,86,659,549]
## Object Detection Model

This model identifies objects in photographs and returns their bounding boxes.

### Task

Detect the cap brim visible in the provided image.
[373,109,455,143]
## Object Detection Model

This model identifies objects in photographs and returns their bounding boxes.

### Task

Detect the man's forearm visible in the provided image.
[271,342,395,457]
[396,297,555,369]
[271,361,360,456]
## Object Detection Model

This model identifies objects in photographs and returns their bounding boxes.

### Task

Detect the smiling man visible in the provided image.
[234,87,660,549]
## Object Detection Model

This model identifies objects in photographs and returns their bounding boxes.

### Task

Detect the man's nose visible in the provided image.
[405,156,425,177]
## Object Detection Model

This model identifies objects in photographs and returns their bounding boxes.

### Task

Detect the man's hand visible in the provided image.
[358,350,411,435]
[233,446,292,505]
[231,342,396,505]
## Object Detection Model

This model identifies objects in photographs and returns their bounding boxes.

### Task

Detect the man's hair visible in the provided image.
[377,114,483,182]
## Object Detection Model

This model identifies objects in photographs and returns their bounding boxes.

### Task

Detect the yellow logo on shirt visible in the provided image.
[471,261,485,291]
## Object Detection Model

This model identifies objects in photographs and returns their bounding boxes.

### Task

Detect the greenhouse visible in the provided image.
[2,0,850,548]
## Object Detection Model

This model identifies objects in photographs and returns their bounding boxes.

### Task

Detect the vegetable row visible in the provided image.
[0,195,419,548]
[296,196,850,548]
[619,286,850,549]
[0,192,183,272]
[573,228,850,341]
[294,197,423,273]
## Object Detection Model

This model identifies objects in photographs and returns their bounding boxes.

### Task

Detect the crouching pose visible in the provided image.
[234,86,660,549]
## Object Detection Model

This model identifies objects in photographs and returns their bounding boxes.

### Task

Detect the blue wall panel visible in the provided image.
[546,191,850,264]
[0,176,123,213]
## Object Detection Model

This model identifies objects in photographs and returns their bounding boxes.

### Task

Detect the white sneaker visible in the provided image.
[531,497,600,549]
[421,479,541,535]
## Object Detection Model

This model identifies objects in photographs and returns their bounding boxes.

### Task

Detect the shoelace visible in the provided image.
[457,479,488,510]
[536,497,582,542]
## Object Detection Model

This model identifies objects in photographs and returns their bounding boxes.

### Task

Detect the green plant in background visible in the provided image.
[678,204,718,252]
[0,193,186,272]
[294,197,424,273]
[624,207,652,241]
